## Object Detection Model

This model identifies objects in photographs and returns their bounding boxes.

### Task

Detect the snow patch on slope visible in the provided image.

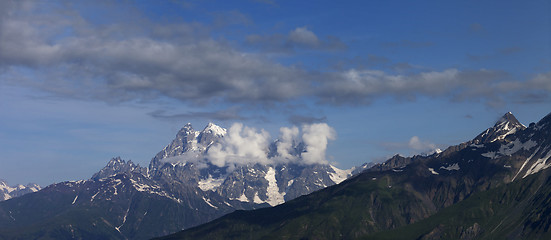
[287,179,294,187]
[483,139,537,159]
[253,192,263,204]
[512,148,540,181]
[523,149,551,178]
[203,123,227,137]
[499,139,537,155]
[428,168,439,175]
[71,195,78,205]
[233,192,249,202]
[198,175,225,192]
[329,165,353,184]
[90,191,100,202]
[202,196,218,209]
[129,179,182,203]
[482,152,497,159]
[440,163,460,171]
[264,167,285,206]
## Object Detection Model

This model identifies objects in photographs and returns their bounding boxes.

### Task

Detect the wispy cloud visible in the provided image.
[246,26,347,52]
[288,115,327,125]
[316,68,510,105]
[149,109,247,121]
[380,136,438,154]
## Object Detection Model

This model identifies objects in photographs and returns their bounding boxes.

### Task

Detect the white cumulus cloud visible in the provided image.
[276,126,300,161]
[203,123,336,168]
[301,123,336,165]
[207,123,271,167]
[408,136,437,152]
[288,27,320,47]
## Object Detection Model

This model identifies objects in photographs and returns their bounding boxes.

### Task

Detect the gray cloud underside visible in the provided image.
[0,1,549,108]
[288,115,327,125]
[149,109,247,121]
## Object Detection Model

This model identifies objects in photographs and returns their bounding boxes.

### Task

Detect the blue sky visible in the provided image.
[0,0,549,186]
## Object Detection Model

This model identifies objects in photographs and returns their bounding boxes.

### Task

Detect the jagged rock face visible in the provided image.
[0,179,40,201]
[92,157,147,181]
[212,163,346,206]
[350,161,376,175]
[473,112,526,144]
[149,124,201,171]
[0,122,354,240]
[0,174,240,240]
[149,123,228,171]
[197,123,226,147]
[368,154,412,171]
[377,111,551,223]
[389,112,551,207]
[216,164,271,205]
[137,122,354,211]
[146,122,353,207]
[432,112,529,161]
[496,111,551,180]
[283,164,338,200]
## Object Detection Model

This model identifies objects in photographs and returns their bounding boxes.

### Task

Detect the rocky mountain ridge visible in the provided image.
[0,179,40,201]
[98,122,354,207]
[160,111,551,240]
[0,122,354,239]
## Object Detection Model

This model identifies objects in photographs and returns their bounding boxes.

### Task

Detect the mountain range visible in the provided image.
[159,111,551,240]
[0,180,40,201]
[0,122,355,239]
[1,111,549,240]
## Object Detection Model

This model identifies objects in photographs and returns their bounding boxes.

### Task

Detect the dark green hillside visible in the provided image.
[158,167,551,240]
[368,168,551,240]
[158,171,438,240]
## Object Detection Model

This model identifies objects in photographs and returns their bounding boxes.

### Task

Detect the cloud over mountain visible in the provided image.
[207,123,272,167]
[162,122,337,169]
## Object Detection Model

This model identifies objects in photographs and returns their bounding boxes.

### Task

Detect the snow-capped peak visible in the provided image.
[0,180,41,201]
[473,112,526,144]
[496,112,526,129]
[107,156,125,166]
[202,123,227,137]
[179,123,196,135]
